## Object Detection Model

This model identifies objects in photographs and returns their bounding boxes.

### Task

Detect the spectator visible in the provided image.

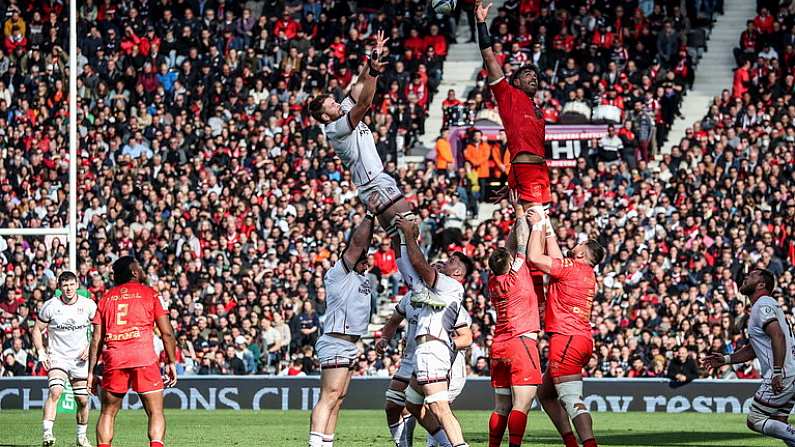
[2,352,26,376]
[667,347,699,386]
[598,124,624,165]
[463,130,491,201]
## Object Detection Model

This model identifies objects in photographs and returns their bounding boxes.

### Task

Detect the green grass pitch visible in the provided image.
[0,409,773,446]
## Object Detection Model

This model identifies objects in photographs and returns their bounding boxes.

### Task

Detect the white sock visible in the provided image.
[431,429,452,447]
[763,419,795,442]
[309,431,324,447]
[402,415,416,447]
[76,424,87,436]
[322,433,334,447]
[389,419,405,445]
[43,420,54,434]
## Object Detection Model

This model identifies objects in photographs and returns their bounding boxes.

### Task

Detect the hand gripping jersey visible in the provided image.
[322,259,372,337]
[38,295,97,361]
[93,281,167,370]
[324,96,385,188]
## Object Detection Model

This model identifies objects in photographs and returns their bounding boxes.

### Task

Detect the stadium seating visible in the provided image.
[1,1,792,385]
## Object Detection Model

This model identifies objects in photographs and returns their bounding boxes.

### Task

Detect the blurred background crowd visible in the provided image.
[1,0,793,387]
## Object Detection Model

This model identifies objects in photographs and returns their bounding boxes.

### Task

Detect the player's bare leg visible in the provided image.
[42,370,67,447]
[538,373,577,447]
[323,368,353,446]
[140,390,167,447]
[310,367,351,447]
[404,400,449,447]
[96,390,124,447]
[385,379,416,447]
[488,391,511,447]
[506,385,536,447]
[421,382,465,445]
[72,379,92,447]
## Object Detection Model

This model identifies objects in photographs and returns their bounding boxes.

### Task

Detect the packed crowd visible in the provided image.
[1,0,793,384]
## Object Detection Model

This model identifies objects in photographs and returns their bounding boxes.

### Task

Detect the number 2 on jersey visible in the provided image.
[116,303,128,325]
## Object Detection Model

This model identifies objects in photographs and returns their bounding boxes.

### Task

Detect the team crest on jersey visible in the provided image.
[761,305,775,316]
[359,280,371,296]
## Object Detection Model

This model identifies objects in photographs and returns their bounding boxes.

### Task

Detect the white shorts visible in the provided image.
[49,356,89,381]
[752,374,795,417]
[448,354,467,402]
[357,172,403,213]
[394,355,415,383]
[316,334,360,369]
[414,340,452,385]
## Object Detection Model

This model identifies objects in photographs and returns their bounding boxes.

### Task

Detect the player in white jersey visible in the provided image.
[308,33,437,309]
[377,292,421,447]
[704,269,795,446]
[394,216,474,447]
[32,271,96,447]
[309,200,377,447]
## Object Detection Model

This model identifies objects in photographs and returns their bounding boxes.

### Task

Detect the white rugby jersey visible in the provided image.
[38,296,96,360]
[324,96,384,187]
[396,293,420,360]
[322,259,372,336]
[749,295,795,378]
[415,273,467,347]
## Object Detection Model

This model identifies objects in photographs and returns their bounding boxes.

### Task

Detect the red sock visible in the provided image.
[562,432,579,447]
[488,411,508,447]
[582,438,597,447]
[98,444,111,447]
[150,442,164,447]
[507,410,528,447]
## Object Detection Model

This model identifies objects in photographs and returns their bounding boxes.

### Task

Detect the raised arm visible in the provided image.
[507,190,529,257]
[545,226,564,259]
[527,208,553,273]
[342,214,375,272]
[475,0,505,83]
[396,216,437,287]
[702,343,757,371]
[348,30,388,128]
[766,320,788,392]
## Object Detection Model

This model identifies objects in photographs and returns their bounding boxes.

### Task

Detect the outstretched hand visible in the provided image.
[370,30,389,73]
[508,189,524,217]
[700,353,725,370]
[475,0,492,22]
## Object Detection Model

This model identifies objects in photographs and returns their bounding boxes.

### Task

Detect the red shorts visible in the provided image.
[102,363,163,395]
[490,336,542,388]
[507,162,550,204]
[547,334,593,378]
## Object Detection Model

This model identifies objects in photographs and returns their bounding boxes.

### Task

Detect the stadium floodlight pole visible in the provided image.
[68,0,78,271]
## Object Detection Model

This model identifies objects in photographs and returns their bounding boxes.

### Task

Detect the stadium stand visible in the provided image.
[0,0,792,385]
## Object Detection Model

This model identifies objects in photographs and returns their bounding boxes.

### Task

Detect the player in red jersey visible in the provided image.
[475,0,550,209]
[476,0,551,307]
[87,256,177,447]
[486,191,542,447]
[527,210,605,447]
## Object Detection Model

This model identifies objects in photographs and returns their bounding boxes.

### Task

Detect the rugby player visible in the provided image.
[703,269,795,445]
[88,257,178,447]
[32,271,97,447]
[527,209,605,447]
[394,216,474,447]
[486,191,541,447]
[309,201,376,447]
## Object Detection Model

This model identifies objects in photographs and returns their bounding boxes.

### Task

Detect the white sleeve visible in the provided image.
[324,259,350,285]
[38,299,53,323]
[396,294,410,316]
[341,96,355,113]
[88,299,98,320]
[454,304,472,329]
[432,273,464,304]
[325,114,353,140]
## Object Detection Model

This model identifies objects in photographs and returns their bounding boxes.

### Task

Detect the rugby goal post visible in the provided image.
[0,2,78,271]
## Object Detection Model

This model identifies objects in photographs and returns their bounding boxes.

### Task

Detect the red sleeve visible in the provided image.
[549,258,576,280]
[151,289,167,319]
[91,302,102,325]
[489,77,513,109]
